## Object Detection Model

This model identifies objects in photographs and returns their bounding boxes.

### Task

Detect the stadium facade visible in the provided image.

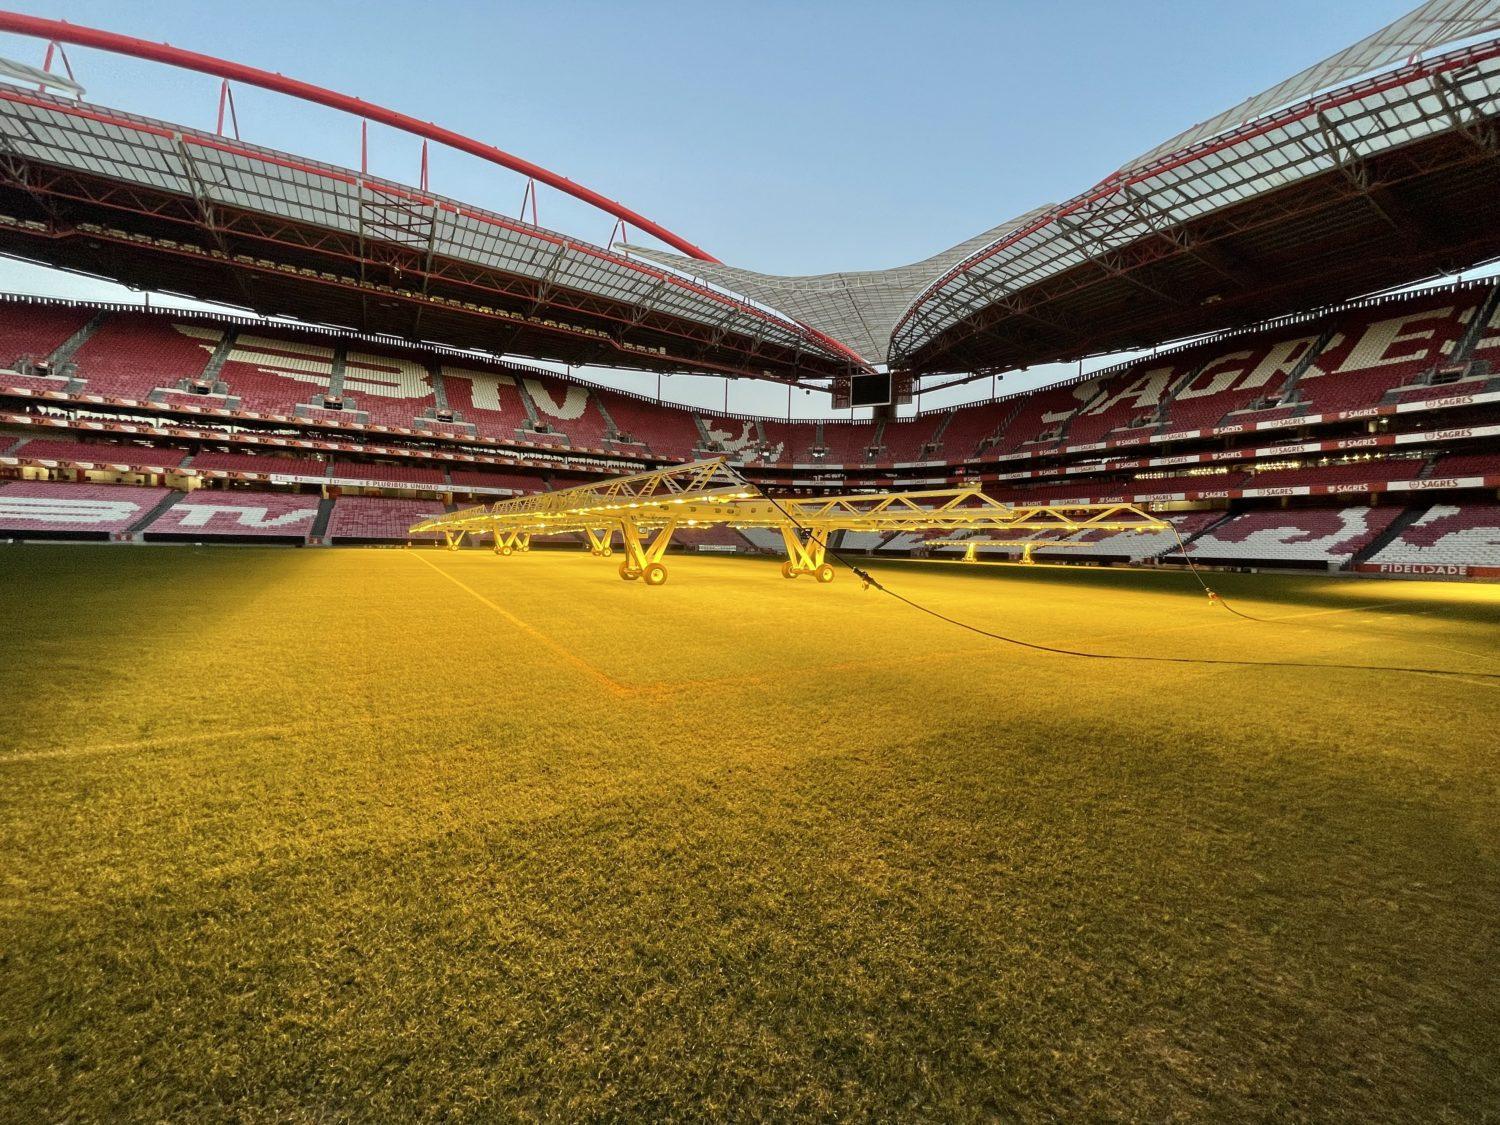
[0,1,1498,575]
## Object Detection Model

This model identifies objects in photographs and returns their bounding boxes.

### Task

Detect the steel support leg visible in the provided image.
[584,527,613,557]
[617,517,677,585]
[778,525,834,582]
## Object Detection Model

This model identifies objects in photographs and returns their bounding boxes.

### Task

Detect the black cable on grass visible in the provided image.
[727,465,1500,684]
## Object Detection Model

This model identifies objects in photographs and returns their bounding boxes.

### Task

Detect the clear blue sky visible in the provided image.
[0,0,1435,415]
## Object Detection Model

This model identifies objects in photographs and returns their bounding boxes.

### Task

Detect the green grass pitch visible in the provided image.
[2,543,1498,1120]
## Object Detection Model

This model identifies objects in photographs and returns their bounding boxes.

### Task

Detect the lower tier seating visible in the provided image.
[1171,506,1402,564]
[327,497,446,541]
[143,490,322,539]
[0,479,170,535]
[1367,505,1500,569]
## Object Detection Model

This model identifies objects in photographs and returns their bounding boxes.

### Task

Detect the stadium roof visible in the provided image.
[0,2,1497,387]
[624,0,1500,379]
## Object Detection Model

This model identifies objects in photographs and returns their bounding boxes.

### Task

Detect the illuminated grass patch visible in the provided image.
[2,545,1498,1119]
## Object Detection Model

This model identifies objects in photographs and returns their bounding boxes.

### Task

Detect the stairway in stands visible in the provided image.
[1275,326,1337,410]
[44,311,106,388]
[1348,505,1427,567]
[124,490,185,540]
[310,497,336,543]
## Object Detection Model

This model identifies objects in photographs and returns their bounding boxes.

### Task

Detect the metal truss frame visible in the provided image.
[0,88,857,384]
[891,37,1500,377]
[410,458,1168,586]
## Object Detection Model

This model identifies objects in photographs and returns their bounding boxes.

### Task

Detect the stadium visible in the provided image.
[2,1,1498,1118]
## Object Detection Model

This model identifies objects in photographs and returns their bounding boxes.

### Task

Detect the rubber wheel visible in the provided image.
[816,563,835,584]
[500,545,513,557]
[643,562,668,587]
[619,562,639,581]
[780,560,797,579]
[602,547,613,558]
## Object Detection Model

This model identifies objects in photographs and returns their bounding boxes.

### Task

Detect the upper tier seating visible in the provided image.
[0,303,94,368]
[0,479,170,535]
[68,314,214,397]
[1294,294,1481,414]
[143,489,321,538]
[1061,361,1179,446]
[438,363,541,445]
[338,348,437,428]
[933,405,1003,460]
[521,375,610,448]
[327,496,446,541]
[329,460,445,486]
[1367,505,1500,569]
[749,419,809,463]
[822,422,878,465]
[192,326,338,416]
[190,451,329,478]
[12,438,185,470]
[1164,333,1323,431]
[591,388,702,459]
[989,380,1099,453]
[879,416,944,462]
[1172,506,1401,564]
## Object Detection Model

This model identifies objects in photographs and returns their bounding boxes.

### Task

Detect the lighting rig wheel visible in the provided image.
[500,545,514,556]
[780,560,797,579]
[619,563,640,581]
[643,562,668,587]
[816,563,835,583]
[520,545,530,553]
[603,548,614,558]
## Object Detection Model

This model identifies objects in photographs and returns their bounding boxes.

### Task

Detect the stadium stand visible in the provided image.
[190,451,329,478]
[448,469,546,493]
[1171,506,1402,566]
[1366,505,1500,569]
[832,421,884,465]
[143,489,321,539]
[674,524,756,551]
[879,416,944,462]
[745,419,802,462]
[989,380,1098,453]
[10,438,185,470]
[329,461,445,486]
[1244,459,1426,489]
[1033,511,1224,559]
[1294,294,1478,414]
[1426,451,1500,479]
[933,405,1002,460]
[339,348,437,428]
[439,363,548,444]
[68,314,214,398]
[327,496,446,541]
[0,301,94,368]
[522,375,611,447]
[1061,363,1177,446]
[1163,334,1321,431]
[0,479,170,536]
[593,388,702,459]
[198,326,337,416]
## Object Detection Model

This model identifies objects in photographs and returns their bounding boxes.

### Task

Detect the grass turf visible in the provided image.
[1,543,1498,1121]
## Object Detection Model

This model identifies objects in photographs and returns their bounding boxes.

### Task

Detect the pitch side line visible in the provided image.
[407,551,630,697]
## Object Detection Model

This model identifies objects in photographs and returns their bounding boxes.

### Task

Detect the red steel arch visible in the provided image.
[0,10,720,263]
